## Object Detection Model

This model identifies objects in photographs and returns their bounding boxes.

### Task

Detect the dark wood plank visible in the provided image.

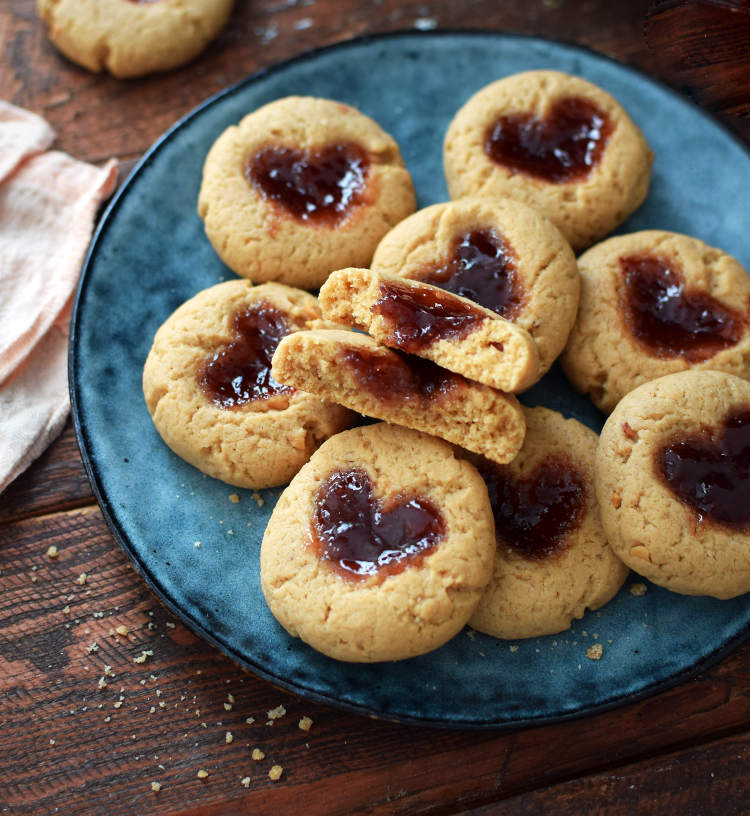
[0,420,94,524]
[2,506,750,815]
[465,730,750,815]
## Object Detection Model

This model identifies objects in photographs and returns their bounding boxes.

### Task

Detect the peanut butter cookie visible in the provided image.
[595,370,750,599]
[443,71,652,250]
[142,280,353,489]
[260,423,496,662]
[469,406,628,639]
[562,231,750,414]
[198,97,416,289]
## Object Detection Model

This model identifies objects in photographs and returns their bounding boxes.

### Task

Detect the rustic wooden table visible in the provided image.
[2,1,749,814]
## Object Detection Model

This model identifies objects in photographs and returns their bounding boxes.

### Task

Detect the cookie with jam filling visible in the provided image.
[142,280,353,489]
[271,328,527,466]
[260,422,496,662]
[370,197,580,377]
[596,370,750,599]
[561,230,750,413]
[198,96,416,289]
[443,70,652,250]
[319,266,540,393]
[469,406,628,640]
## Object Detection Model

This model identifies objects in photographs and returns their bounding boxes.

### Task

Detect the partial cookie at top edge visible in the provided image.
[37,0,234,78]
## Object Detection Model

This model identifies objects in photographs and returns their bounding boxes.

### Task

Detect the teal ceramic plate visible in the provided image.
[70,31,750,728]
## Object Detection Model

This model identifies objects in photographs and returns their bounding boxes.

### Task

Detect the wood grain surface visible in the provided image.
[2,1,750,814]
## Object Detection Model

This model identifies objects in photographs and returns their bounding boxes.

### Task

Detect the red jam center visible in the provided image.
[657,407,750,530]
[311,468,445,580]
[371,278,487,352]
[246,143,369,224]
[341,345,462,404]
[485,96,612,183]
[199,302,293,408]
[478,456,587,560]
[621,253,743,362]
[420,229,525,320]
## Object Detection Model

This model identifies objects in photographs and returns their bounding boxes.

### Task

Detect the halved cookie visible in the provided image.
[319,267,540,392]
[271,328,526,465]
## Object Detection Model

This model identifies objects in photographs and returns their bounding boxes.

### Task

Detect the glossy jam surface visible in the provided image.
[371,278,487,352]
[621,254,743,362]
[658,407,750,530]
[478,457,587,560]
[420,229,525,319]
[311,468,445,579]
[342,345,462,404]
[246,143,369,224]
[485,96,612,183]
[200,302,293,408]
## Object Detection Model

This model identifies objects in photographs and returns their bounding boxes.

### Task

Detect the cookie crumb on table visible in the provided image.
[151,782,161,792]
[229,493,240,503]
[197,769,209,779]
[46,545,59,559]
[630,583,648,597]
[241,776,251,788]
[225,731,233,744]
[267,705,286,720]
[269,765,283,781]
[587,644,604,660]
[76,572,87,586]
[252,748,265,761]
[298,716,313,731]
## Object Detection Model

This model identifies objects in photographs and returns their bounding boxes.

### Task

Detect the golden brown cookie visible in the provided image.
[260,422,496,662]
[561,231,750,414]
[443,71,653,250]
[595,370,750,599]
[271,328,526,465]
[468,406,628,639]
[371,197,580,377]
[37,0,234,78]
[318,267,540,392]
[142,280,353,489]
[198,97,416,289]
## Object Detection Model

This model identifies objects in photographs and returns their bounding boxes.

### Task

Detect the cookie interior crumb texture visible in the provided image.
[318,267,541,392]
[271,328,527,465]
[370,197,580,376]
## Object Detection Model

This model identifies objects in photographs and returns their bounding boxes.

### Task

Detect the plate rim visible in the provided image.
[69,28,750,730]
